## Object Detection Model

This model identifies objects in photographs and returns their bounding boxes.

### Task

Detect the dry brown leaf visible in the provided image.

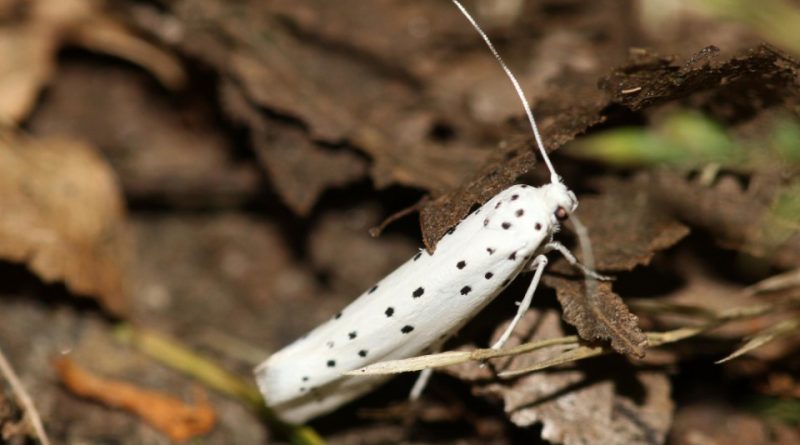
[445,311,673,445]
[0,0,184,123]
[254,134,367,215]
[55,357,216,442]
[156,0,615,222]
[308,205,417,296]
[651,170,800,268]
[546,276,648,359]
[29,63,260,207]
[531,176,691,358]
[418,70,611,251]
[413,44,799,252]
[601,45,800,113]
[575,176,690,271]
[168,0,488,194]
[0,132,129,314]
[222,83,367,215]
[419,141,536,251]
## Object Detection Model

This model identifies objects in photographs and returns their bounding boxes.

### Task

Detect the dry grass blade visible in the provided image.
[498,344,605,377]
[350,301,781,378]
[716,316,800,363]
[346,351,471,376]
[499,327,707,378]
[744,268,800,295]
[647,326,708,346]
[346,336,579,376]
[627,299,720,319]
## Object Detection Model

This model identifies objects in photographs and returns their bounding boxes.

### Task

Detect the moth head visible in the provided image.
[542,182,577,224]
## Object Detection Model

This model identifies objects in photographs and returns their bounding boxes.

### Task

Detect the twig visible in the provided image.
[0,345,51,445]
[368,196,427,237]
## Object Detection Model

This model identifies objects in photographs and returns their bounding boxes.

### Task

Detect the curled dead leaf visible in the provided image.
[0,0,184,123]
[0,132,129,314]
[55,357,216,442]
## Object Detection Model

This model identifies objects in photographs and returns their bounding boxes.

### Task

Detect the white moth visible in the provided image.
[255,0,605,424]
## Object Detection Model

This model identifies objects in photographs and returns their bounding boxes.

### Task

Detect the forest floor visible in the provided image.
[1,0,799,444]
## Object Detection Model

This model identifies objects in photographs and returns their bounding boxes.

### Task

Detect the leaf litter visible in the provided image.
[1,0,800,444]
[450,311,673,445]
[0,0,184,123]
[0,131,130,314]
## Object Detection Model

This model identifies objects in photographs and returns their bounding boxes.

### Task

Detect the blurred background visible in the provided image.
[0,0,799,444]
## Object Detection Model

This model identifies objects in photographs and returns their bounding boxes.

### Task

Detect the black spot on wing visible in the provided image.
[460,286,472,295]
[413,251,422,261]
[368,285,378,294]
[348,331,357,340]
[502,222,511,230]
[485,272,493,279]
[358,350,368,357]
[385,307,394,317]
[401,325,415,334]
[516,209,524,217]
[412,287,424,298]
[456,260,466,269]
[327,360,336,367]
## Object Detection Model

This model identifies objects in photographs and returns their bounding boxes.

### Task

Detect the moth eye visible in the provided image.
[555,206,569,221]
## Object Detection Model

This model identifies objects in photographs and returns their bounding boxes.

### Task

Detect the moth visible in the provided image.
[255,0,606,424]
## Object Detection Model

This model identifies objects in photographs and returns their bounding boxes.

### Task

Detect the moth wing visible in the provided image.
[258,372,390,424]
[255,252,433,407]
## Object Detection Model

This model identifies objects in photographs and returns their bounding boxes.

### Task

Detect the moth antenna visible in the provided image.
[451,0,559,184]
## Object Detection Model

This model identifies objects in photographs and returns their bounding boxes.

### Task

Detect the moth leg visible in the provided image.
[544,241,613,281]
[409,368,433,401]
[409,338,448,400]
[492,254,548,350]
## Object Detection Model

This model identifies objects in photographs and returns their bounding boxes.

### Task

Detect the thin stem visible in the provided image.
[0,345,52,445]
